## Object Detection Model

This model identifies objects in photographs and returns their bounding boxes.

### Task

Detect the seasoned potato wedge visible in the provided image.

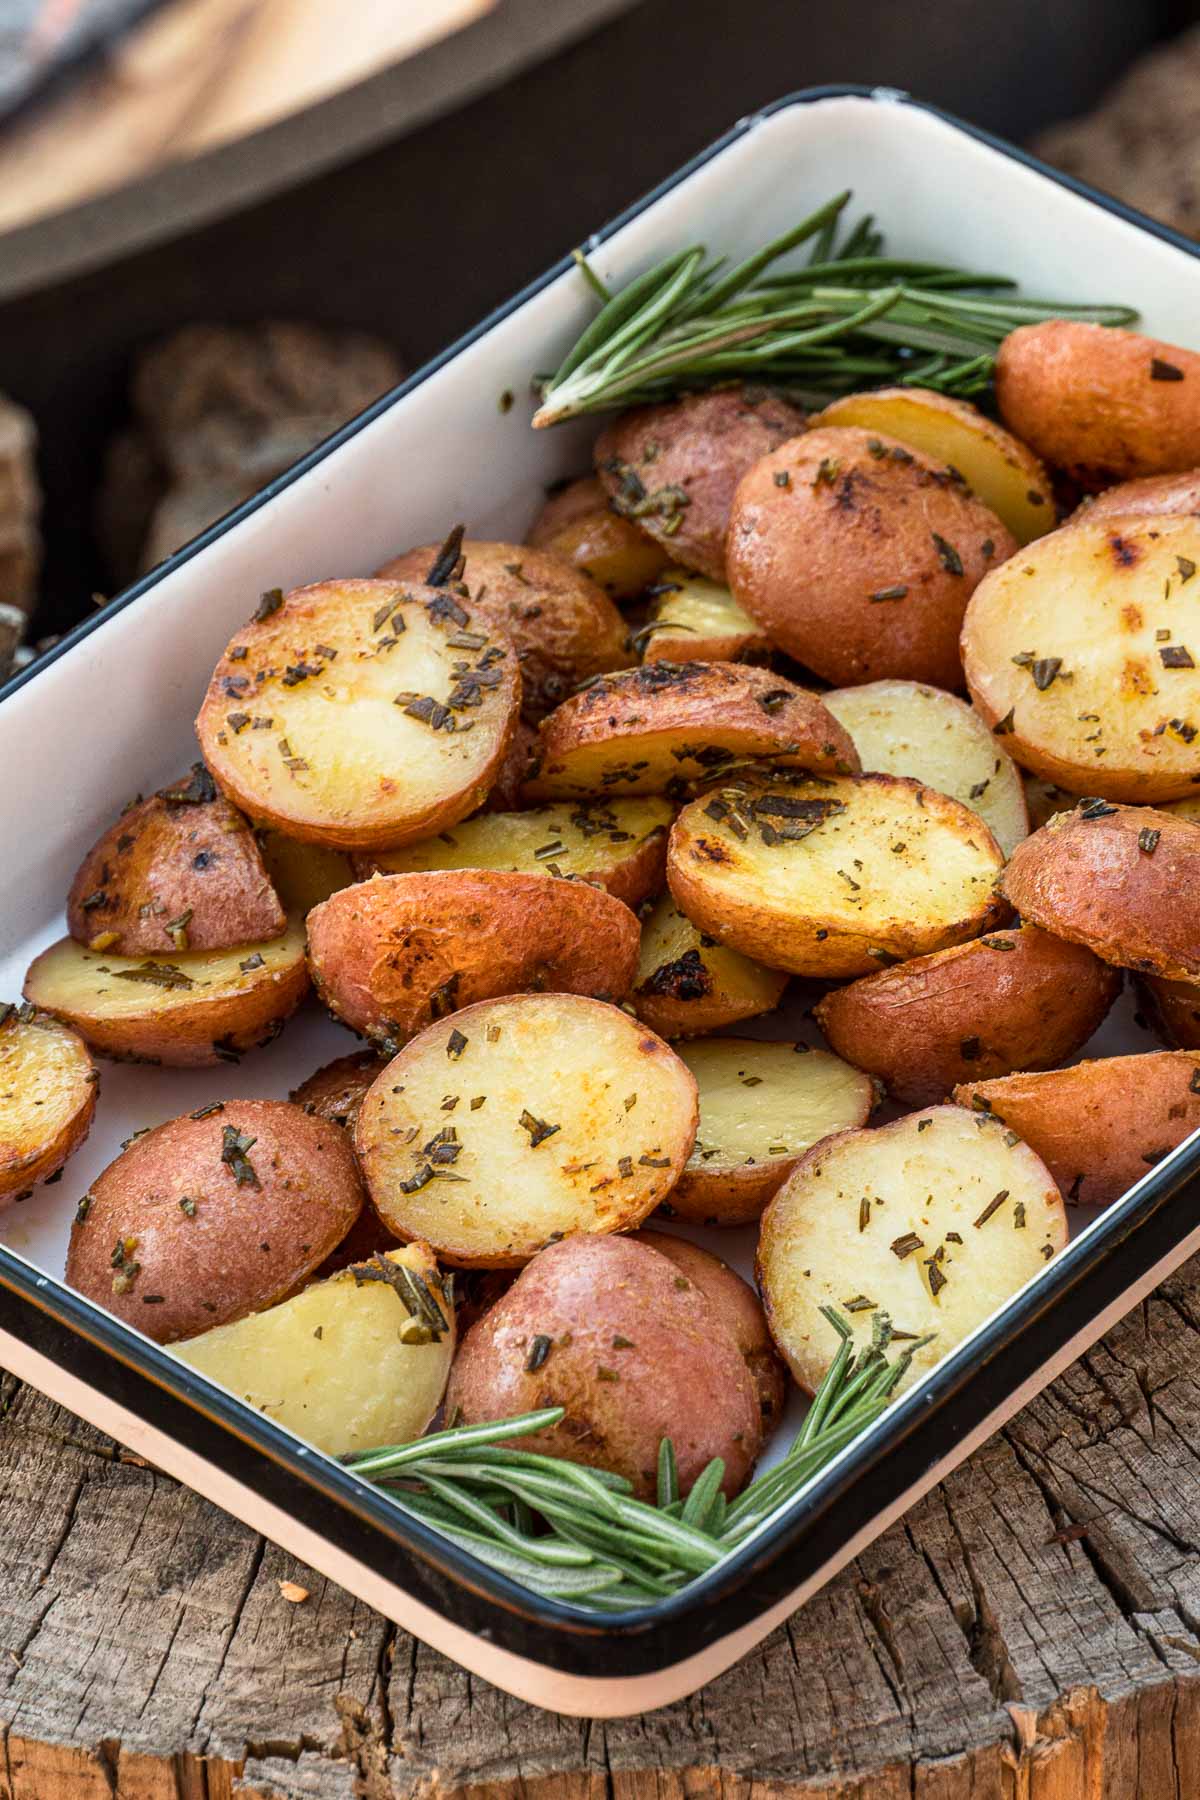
[356,798,672,909]
[641,569,771,665]
[996,321,1200,487]
[954,1052,1200,1206]
[664,1039,876,1226]
[173,1244,453,1456]
[594,386,808,581]
[24,918,309,1067]
[444,1233,760,1497]
[1072,469,1200,525]
[376,538,627,720]
[355,994,698,1266]
[757,1105,1066,1393]
[526,474,670,600]
[1138,974,1200,1050]
[68,765,284,956]
[291,1050,386,1127]
[0,1005,96,1199]
[816,387,1053,544]
[726,426,1016,689]
[823,678,1029,856]
[523,661,858,801]
[257,830,354,916]
[668,771,1007,979]
[197,579,519,851]
[961,515,1200,802]
[815,926,1120,1107]
[632,895,787,1037]
[67,1099,364,1342]
[307,871,639,1048]
[1001,803,1200,979]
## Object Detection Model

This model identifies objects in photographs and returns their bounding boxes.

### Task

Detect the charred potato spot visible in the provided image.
[0,1006,96,1198]
[633,896,787,1038]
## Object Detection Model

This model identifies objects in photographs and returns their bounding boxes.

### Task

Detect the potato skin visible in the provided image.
[815,926,1119,1106]
[953,1052,1200,1206]
[726,427,1016,689]
[526,475,670,600]
[0,1008,97,1199]
[376,539,627,721]
[483,719,539,812]
[68,768,285,955]
[996,321,1200,488]
[595,386,808,581]
[66,1100,364,1342]
[1071,469,1200,525]
[1001,804,1200,979]
[1138,974,1200,1050]
[290,1050,386,1127]
[307,870,640,1046]
[444,1233,762,1498]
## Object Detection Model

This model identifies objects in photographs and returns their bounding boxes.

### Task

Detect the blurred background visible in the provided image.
[2,0,1199,661]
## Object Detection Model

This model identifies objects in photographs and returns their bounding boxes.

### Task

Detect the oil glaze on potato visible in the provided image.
[197,579,519,851]
[67,1100,364,1342]
[24,917,309,1067]
[526,474,670,600]
[523,661,858,801]
[1001,803,1200,979]
[67,765,284,955]
[823,678,1029,856]
[595,386,808,581]
[291,1050,386,1128]
[0,1006,96,1200]
[961,516,1200,802]
[816,387,1053,544]
[642,569,771,665]
[996,321,1200,487]
[632,896,788,1038]
[357,798,672,909]
[726,426,1016,689]
[815,926,1120,1106]
[954,1052,1200,1206]
[443,1233,760,1497]
[665,1039,876,1226]
[355,994,697,1266]
[173,1244,453,1456]
[307,871,639,1048]
[667,771,1007,979]
[757,1106,1066,1394]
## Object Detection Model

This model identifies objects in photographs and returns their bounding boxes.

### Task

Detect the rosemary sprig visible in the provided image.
[344,1308,932,1611]
[532,192,1137,425]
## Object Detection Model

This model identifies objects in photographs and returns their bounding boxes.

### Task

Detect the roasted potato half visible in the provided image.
[954,1051,1200,1206]
[816,387,1053,544]
[523,661,858,801]
[1071,468,1200,525]
[668,771,1007,979]
[823,678,1029,856]
[632,895,788,1038]
[1001,803,1200,980]
[196,578,519,851]
[665,1039,876,1226]
[526,474,670,600]
[68,764,285,956]
[307,871,640,1048]
[24,917,309,1067]
[67,1099,365,1342]
[355,994,698,1267]
[173,1243,453,1456]
[0,1005,96,1200]
[356,798,672,909]
[815,925,1120,1107]
[291,1050,387,1128]
[757,1106,1066,1393]
[961,515,1200,802]
[594,386,808,581]
[726,426,1016,689]
[641,569,771,665]
[996,321,1200,487]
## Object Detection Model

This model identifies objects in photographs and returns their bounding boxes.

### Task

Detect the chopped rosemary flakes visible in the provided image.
[1138,827,1161,855]
[843,1295,876,1313]
[525,1335,552,1372]
[519,1110,561,1148]
[931,533,963,576]
[220,1126,260,1189]
[446,1029,468,1060]
[973,1188,1009,1228]
[112,961,193,990]
[890,1232,923,1259]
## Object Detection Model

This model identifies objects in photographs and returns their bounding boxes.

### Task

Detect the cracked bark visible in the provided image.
[4,1258,1200,1795]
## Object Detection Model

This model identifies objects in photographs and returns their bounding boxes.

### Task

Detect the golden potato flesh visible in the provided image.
[526,475,670,601]
[632,896,787,1038]
[257,831,355,917]
[641,569,771,665]
[0,1005,96,1200]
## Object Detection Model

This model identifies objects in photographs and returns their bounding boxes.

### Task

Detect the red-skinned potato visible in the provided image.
[0,1006,96,1200]
[290,1050,386,1128]
[526,475,670,600]
[1070,469,1200,525]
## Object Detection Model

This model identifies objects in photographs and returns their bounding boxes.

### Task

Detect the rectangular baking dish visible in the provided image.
[3,86,1200,1719]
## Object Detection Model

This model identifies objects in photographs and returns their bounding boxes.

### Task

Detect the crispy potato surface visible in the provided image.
[0,1006,96,1199]
[197,579,519,850]
[24,918,309,1067]
[641,569,771,665]
[757,1106,1066,1392]
[961,516,1200,802]
[355,994,698,1266]
[668,771,1007,979]
[526,475,670,600]
[307,871,639,1047]
[726,426,1016,689]
[632,895,787,1037]
[291,1050,386,1128]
